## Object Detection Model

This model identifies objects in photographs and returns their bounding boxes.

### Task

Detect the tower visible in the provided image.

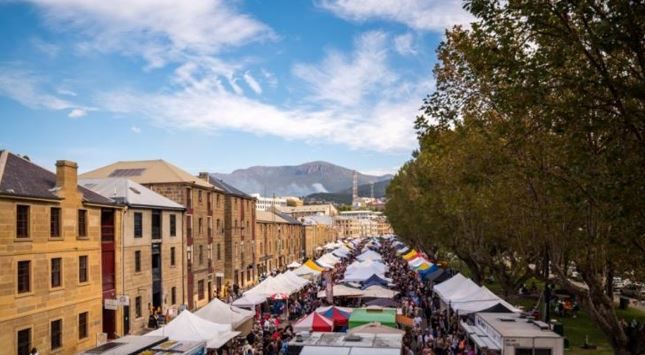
[352,170,359,209]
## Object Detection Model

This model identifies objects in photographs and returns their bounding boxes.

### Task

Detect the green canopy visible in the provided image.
[348,308,397,329]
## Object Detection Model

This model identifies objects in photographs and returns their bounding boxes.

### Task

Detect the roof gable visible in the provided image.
[0,151,116,205]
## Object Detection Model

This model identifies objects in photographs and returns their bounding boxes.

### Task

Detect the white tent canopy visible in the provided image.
[356,249,383,262]
[287,261,302,269]
[317,284,364,298]
[294,264,322,277]
[317,253,341,266]
[146,310,239,349]
[195,298,254,329]
[433,273,480,303]
[232,294,267,308]
[449,286,521,314]
[361,285,399,299]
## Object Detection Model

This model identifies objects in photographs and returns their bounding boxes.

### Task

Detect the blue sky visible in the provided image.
[0,0,471,175]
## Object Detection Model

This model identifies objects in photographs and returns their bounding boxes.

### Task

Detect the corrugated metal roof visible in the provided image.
[80,178,184,210]
[80,159,219,190]
[208,177,253,198]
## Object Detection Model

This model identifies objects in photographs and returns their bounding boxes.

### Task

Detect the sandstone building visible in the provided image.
[80,178,185,335]
[0,151,121,354]
[81,160,225,310]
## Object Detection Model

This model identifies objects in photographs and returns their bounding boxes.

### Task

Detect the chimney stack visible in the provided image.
[198,172,210,183]
[56,160,78,192]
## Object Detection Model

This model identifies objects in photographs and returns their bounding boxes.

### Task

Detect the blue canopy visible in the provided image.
[419,265,440,279]
[361,274,389,289]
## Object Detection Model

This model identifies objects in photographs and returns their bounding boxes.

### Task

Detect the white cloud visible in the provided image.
[394,33,417,56]
[261,69,278,88]
[26,0,275,67]
[318,0,473,31]
[0,67,76,110]
[68,108,87,118]
[243,71,262,95]
[360,168,398,176]
[131,126,141,134]
[95,31,424,153]
[31,37,60,57]
[293,31,395,107]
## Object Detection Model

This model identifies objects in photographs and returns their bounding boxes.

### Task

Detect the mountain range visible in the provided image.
[210,161,392,198]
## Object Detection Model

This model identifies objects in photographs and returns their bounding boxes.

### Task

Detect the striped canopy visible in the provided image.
[293,312,334,332]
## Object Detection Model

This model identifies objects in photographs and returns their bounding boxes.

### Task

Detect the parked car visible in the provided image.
[620,284,645,300]
[613,277,625,291]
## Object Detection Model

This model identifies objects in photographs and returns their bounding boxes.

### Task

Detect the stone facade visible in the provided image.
[145,183,223,310]
[223,196,257,292]
[0,160,120,354]
[255,212,304,275]
[120,208,183,334]
[303,223,338,258]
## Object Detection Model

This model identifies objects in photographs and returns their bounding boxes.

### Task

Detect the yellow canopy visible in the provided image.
[304,259,325,272]
[416,263,430,271]
[403,250,418,260]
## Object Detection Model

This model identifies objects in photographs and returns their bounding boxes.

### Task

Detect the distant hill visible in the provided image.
[210,161,391,197]
[305,179,391,205]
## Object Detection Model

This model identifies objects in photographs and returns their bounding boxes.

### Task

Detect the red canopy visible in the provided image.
[293,312,334,332]
[317,306,350,326]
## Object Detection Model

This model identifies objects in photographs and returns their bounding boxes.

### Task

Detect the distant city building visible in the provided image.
[300,215,338,258]
[251,193,287,211]
[278,204,338,218]
[336,210,392,237]
[255,210,304,274]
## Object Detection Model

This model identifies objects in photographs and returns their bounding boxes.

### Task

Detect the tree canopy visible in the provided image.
[386,1,645,353]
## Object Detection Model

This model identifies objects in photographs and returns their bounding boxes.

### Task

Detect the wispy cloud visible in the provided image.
[68,108,87,118]
[318,0,472,31]
[131,125,141,134]
[26,0,275,67]
[95,31,423,153]
[243,71,262,95]
[0,67,75,110]
[293,31,395,107]
[31,37,60,57]
[394,33,417,56]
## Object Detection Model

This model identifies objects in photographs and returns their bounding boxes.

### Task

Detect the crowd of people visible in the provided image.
[214,238,479,355]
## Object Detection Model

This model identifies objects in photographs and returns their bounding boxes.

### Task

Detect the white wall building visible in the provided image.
[251,193,288,211]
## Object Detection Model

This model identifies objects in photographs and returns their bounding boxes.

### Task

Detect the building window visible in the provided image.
[17,328,31,355]
[171,287,177,305]
[79,255,88,283]
[170,214,176,237]
[134,212,143,238]
[135,296,142,318]
[78,209,87,237]
[198,280,205,300]
[17,260,31,294]
[216,219,221,233]
[199,245,203,265]
[170,247,176,266]
[50,207,61,238]
[135,250,141,272]
[198,190,202,203]
[51,319,62,350]
[186,188,192,208]
[198,218,203,234]
[16,205,29,238]
[217,243,221,260]
[51,257,62,288]
[78,312,88,339]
